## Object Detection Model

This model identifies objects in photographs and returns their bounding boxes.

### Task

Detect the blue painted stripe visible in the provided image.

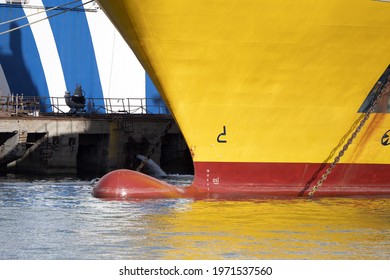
[42,0,105,113]
[0,5,50,106]
[145,73,169,114]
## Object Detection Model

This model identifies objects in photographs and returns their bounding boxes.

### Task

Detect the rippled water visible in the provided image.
[0,176,389,260]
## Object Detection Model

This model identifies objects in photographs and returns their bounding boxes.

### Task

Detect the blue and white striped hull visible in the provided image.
[0,0,165,113]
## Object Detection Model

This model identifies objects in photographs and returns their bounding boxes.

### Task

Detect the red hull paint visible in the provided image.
[93,162,390,200]
[92,169,190,199]
[192,162,390,198]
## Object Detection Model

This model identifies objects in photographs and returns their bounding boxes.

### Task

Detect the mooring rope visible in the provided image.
[0,0,95,36]
[0,0,80,27]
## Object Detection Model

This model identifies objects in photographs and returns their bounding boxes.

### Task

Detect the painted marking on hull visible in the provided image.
[217,125,227,143]
[381,129,390,146]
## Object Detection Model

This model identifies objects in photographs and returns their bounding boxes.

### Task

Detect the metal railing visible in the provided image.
[0,95,170,116]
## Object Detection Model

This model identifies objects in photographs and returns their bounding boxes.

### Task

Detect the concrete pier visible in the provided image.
[0,114,193,178]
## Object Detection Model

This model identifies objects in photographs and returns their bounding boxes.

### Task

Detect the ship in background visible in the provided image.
[92,0,390,199]
[0,0,168,114]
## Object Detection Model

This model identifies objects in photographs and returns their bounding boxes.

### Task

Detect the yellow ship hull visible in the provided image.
[94,0,390,197]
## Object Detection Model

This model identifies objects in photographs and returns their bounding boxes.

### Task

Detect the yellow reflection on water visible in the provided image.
[140,198,390,259]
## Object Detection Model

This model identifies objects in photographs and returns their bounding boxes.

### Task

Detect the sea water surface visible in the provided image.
[0,175,389,260]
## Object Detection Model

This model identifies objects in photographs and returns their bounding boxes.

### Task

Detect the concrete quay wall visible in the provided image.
[0,114,193,178]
